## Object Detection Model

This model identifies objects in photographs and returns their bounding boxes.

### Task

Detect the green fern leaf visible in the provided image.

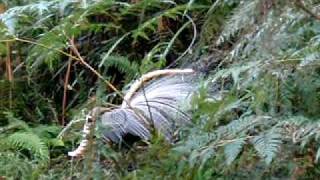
[6,132,49,162]
[224,138,246,165]
[251,129,282,165]
[101,55,139,79]
[217,0,260,44]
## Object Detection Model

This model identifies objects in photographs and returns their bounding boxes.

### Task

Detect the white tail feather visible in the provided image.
[68,69,196,157]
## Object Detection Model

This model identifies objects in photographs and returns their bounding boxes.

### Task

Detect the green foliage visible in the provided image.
[101,55,139,81]
[250,128,282,165]
[0,112,62,179]
[165,1,320,178]
[99,0,320,178]
[0,152,34,179]
[224,137,245,165]
[5,132,49,161]
[2,0,320,179]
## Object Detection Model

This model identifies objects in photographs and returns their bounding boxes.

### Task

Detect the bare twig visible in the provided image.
[5,42,13,109]
[62,55,72,126]
[57,119,85,139]
[0,37,135,109]
[68,38,125,100]
[5,42,13,82]
[0,38,81,61]
[295,0,320,20]
[68,38,151,127]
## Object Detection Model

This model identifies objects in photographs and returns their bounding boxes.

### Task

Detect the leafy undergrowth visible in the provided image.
[1,0,320,179]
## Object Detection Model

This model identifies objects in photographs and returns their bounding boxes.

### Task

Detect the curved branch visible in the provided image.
[295,0,320,20]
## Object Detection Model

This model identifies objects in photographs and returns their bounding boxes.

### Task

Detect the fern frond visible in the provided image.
[0,152,33,179]
[189,147,215,168]
[0,0,77,35]
[0,1,54,34]
[5,132,49,162]
[217,115,270,138]
[224,137,246,165]
[210,61,259,86]
[120,0,162,16]
[1,111,30,132]
[99,33,131,68]
[131,4,206,41]
[100,55,139,79]
[27,30,67,71]
[217,0,260,44]
[250,128,282,165]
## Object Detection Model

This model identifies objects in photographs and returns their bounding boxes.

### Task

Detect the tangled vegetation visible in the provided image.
[1,0,320,179]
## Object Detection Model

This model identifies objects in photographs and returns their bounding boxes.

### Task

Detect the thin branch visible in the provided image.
[62,55,72,126]
[57,119,84,139]
[6,42,13,81]
[68,38,151,127]
[295,0,320,20]
[0,38,81,61]
[0,37,146,127]
[5,41,13,109]
[68,38,125,100]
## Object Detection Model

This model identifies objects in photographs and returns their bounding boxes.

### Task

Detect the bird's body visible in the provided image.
[101,71,197,143]
[68,69,198,157]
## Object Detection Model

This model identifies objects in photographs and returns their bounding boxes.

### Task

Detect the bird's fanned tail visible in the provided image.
[68,69,197,157]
